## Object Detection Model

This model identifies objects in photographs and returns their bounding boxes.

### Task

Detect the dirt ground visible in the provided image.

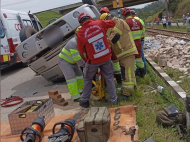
[1,63,82,122]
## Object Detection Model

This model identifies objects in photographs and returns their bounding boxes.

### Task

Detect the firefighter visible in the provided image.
[58,26,85,101]
[99,7,110,14]
[122,8,145,78]
[100,13,138,98]
[99,7,122,86]
[77,12,117,108]
[131,10,146,74]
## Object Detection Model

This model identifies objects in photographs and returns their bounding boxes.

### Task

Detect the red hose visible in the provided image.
[0,96,23,107]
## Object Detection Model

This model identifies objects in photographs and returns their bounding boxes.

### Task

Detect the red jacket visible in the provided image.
[77,20,115,64]
[125,17,143,58]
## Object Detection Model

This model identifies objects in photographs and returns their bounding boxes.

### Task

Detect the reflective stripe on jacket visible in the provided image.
[59,37,85,66]
[126,16,144,40]
[134,16,145,39]
[107,17,138,59]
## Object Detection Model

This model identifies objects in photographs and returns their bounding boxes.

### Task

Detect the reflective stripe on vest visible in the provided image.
[132,30,143,40]
[59,48,75,64]
[70,49,82,62]
[112,27,123,35]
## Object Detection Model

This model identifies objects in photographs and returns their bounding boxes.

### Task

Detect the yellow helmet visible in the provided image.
[100,13,110,20]
[75,26,82,33]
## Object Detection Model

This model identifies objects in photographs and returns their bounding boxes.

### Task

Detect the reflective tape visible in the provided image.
[128,67,132,82]
[112,27,123,35]
[123,82,135,85]
[117,41,122,50]
[88,33,104,43]
[79,89,83,93]
[71,94,81,99]
[60,51,74,61]
[72,52,80,56]
[76,76,83,80]
[67,78,77,84]
[94,49,109,58]
[117,46,137,58]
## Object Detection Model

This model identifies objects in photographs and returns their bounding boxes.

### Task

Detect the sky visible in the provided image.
[1,0,152,14]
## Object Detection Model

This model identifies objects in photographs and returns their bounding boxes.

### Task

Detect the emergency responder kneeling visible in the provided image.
[76,12,118,108]
[122,8,145,78]
[58,26,84,102]
[100,13,138,98]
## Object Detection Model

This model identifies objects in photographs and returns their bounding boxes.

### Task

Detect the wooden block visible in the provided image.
[49,94,61,99]
[53,101,68,106]
[48,90,58,95]
[52,98,65,103]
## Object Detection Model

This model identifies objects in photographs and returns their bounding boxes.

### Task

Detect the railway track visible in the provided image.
[146,28,190,40]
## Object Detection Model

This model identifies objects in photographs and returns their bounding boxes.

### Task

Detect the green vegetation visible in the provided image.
[135,0,165,21]
[165,68,190,94]
[35,11,62,27]
[174,0,190,19]
[92,63,185,142]
[145,9,164,22]
[145,24,188,32]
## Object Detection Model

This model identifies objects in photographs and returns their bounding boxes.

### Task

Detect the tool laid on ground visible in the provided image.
[0,96,24,107]
[48,119,75,142]
[123,126,155,142]
[20,116,45,142]
[92,68,105,100]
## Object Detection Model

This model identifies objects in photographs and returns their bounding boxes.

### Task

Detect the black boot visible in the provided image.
[115,74,122,84]
[139,68,145,78]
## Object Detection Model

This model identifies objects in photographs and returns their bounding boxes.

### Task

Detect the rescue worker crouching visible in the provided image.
[58,26,84,102]
[100,13,138,98]
[122,8,145,78]
[77,12,118,108]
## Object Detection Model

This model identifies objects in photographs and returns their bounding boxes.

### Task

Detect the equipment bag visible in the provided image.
[77,107,110,142]
[156,105,186,127]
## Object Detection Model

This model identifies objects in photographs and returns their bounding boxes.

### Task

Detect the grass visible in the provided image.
[91,63,185,142]
[165,68,190,94]
[35,11,62,27]
[145,24,188,32]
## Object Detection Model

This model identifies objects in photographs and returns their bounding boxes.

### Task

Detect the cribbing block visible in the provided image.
[53,101,68,106]
[52,98,65,103]
[48,90,58,95]
[49,94,61,99]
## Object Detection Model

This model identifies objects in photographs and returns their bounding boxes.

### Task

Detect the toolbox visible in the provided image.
[8,98,54,135]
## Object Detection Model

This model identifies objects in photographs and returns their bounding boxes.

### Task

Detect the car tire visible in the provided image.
[19,27,37,42]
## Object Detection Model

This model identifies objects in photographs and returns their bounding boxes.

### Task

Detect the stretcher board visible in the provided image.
[1,105,138,142]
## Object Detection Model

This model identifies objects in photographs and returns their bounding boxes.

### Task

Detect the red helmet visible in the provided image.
[122,7,131,16]
[78,12,92,23]
[100,7,110,14]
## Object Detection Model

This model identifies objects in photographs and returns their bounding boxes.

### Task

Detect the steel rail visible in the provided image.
[145,28,190,41]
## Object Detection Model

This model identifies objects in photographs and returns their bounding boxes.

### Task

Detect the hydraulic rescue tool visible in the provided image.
[48,119,75,142]
[20,116,45,142]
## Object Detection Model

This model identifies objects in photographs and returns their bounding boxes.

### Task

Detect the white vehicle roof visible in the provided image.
[1,9,28,15]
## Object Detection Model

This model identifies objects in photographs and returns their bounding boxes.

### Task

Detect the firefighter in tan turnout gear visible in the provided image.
[100,13,138,98]
[58,26,84,101]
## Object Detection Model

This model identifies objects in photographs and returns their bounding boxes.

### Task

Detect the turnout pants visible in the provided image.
[81,59,117,104]
[58,57,83,100]
[119,55,136,96]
